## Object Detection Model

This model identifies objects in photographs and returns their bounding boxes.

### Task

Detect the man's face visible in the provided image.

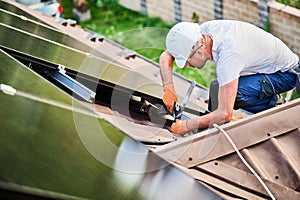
[185,40,207,69]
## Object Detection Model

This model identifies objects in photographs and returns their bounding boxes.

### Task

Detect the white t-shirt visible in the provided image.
[199,20,299,86]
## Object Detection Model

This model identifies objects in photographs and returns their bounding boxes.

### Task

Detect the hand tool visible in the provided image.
[173,80,196,119]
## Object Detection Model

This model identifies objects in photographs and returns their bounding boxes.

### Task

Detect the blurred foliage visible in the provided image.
[276,0,300,9]
[174,61,216,88]
[263,19,271,32]
[95,0,119,8]
[191,12,200,23]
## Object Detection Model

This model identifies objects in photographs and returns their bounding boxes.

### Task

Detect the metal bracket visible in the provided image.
[117,49,136,60]
[84,29,104,42]
[56,18,77,27]
[48,65,96,102]
[67,19,77,27]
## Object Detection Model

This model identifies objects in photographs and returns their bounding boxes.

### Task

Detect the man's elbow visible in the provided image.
[159,51,167,62]
[160,51,174,63]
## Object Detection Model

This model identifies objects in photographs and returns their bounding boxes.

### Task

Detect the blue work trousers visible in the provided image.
[234,71,296,113]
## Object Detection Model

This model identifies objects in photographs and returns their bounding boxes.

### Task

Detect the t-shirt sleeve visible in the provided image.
[216,52,245,86]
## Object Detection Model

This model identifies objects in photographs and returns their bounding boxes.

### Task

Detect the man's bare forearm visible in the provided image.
[187,109,229,130]
[159,51,175,86]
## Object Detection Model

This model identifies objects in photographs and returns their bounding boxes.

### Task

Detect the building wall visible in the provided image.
[181,0,215,22]
[119,0,300,58]
[223,0,259,26]
[119,0,141,12]
[146,0,175,23]
[268,1,300,55]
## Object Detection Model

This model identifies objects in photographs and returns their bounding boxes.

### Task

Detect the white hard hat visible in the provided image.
[166,22,202,68]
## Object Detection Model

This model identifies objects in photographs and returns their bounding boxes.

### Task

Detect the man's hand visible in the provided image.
[163,83,178,114]
[171,120,189,134]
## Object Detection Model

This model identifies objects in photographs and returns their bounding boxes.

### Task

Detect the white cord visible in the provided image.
[0,83,99,118]
[213,123,276,200]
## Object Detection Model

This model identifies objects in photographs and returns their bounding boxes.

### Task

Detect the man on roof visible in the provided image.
[160,20,300,135]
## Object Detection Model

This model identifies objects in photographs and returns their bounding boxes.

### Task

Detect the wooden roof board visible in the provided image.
[154,100,300,199]
[154,99,300,167]
[83,102,178,144]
